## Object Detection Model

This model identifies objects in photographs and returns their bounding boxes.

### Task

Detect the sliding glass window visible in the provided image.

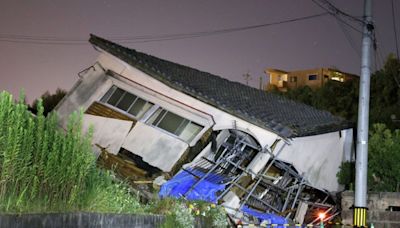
[147,107,203,142]
[100,85,153,119]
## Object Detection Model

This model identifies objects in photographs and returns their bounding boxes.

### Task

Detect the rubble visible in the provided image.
[96,128,340,225]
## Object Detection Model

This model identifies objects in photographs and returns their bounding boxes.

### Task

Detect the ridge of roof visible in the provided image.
[89,34,352,138]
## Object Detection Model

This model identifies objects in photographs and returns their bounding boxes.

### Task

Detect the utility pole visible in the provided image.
[354,0,373,227]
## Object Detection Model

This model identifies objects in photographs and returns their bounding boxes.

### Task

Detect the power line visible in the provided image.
[311,0,364,59]
[320,0,364,24]
[335,17,361,57]
[0,12,329,45]
[311,0,363,34]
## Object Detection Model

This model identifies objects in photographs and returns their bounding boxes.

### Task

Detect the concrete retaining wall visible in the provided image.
[0,213,165,228]
[341,191,400,228]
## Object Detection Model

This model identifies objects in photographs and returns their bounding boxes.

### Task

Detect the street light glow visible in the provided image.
[318,212,326,220]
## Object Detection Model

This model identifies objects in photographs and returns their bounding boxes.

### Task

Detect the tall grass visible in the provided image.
[0,91,142,213]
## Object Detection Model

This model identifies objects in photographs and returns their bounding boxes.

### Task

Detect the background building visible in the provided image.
[265,68,358,92]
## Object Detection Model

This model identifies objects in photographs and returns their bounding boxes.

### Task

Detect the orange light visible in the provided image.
[318,212,326,220]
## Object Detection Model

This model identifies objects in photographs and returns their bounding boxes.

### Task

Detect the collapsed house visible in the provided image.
[55,34,353,224]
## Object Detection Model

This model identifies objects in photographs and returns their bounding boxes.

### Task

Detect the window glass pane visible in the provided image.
[116,92,137,111]
[128,98,145,116]
[179,122,203,142]
[107,88,125,106]
[175,119,190,135]
[100,86,116,103]
[147,108,166,125]
[157,111,185,134]
[135,102,154,119]
[308,75,317,80]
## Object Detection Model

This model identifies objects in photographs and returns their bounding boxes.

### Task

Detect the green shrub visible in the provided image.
[368,124,400,191]
[337,124,400,192]
[0,91,141,213]
[149,198,228,228]
[336,161,355,190]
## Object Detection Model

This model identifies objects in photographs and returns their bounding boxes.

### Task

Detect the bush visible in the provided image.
[0,91,142,213]
[148,199,228,228]
[336,161,355,190]
[337,124,400,192]
[368,124,400,191]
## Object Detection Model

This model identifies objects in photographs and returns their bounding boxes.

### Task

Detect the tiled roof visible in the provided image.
[89,34,351,138]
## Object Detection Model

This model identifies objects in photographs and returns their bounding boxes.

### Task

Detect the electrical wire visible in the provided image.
[320,0,364,24]
[311,0,363,34]
[0,12,329,45]
[335,17,361,57]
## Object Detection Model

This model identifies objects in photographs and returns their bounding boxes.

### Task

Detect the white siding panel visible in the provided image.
[82,114,133,155]
[122,122,189,172]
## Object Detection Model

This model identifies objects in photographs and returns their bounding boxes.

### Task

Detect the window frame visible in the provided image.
[146,107,204,143]
[100,85,154,120]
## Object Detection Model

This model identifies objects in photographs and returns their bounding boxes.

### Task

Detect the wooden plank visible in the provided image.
[97,149,148,179]
[85,102,137,124]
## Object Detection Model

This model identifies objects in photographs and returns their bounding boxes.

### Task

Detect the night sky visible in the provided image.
[0,0,399,102]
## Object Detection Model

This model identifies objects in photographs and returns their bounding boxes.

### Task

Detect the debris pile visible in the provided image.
[97,129,338,225]
[159,130,339,225]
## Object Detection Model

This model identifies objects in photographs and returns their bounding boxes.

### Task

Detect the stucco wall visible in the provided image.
[276,129,353,191]
[82,114,133,155]
[55,63,112,128]
[122,122,189,172]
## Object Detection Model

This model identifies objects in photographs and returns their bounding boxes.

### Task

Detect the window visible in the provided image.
[289,76,297,82]
[308,74,318,80]
[147,108,203,142]
[100,85,154,119]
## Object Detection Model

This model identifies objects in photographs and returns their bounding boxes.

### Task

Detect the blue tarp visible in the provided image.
[159,169,226,203]
[241,205,288,227]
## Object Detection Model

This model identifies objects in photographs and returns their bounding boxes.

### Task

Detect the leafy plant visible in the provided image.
[337,124,400,192]
[336,161,355,190]
[368,124,400,191]
[0,91,141,213]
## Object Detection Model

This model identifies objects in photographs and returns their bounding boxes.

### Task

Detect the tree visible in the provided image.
[337,124,400,192]
[367,124,400,191]
[30,88,66,116]
[369,54,400,129]
[284,86,314,106]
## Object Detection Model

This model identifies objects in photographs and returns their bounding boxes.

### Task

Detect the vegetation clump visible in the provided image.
[0,91,142,213]
[148,198,228,228]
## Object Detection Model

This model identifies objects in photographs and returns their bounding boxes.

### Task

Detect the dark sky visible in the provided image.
[0,0,399,102]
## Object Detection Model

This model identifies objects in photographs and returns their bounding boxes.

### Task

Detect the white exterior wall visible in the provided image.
[55,63,113,128]
[276,128,353,191]
[82,114,133,156]
[122,122,189,172]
